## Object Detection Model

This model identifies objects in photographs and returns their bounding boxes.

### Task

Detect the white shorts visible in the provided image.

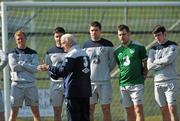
[0,91,4,112]
[90,82,112,105]
[120,84,144,107]
[154,80,179,107]
[50,81,64,107]
[10,83,39,107]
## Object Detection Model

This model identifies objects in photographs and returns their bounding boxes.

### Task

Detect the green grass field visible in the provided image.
[16,116,162,121]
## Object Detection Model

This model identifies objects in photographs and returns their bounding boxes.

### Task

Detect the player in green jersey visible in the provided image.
[114,25,148,121]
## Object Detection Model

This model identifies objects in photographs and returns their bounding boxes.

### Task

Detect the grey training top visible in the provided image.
[0,50,8,70]
[83,38,116,84]
[45,46,66,82]
[8,47,39,85]
[147,40,179,82]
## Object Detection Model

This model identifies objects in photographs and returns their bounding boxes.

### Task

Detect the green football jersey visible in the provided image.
[115,41,147,86]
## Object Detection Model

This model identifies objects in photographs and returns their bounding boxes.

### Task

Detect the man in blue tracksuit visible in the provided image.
[38,34,92,121]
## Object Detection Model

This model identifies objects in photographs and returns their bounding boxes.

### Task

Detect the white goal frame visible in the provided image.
[1,1,180,121]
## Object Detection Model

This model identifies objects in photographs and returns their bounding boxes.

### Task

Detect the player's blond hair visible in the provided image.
[14,30,26,39]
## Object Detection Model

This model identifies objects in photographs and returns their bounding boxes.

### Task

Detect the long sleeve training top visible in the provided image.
[147,40,179,82]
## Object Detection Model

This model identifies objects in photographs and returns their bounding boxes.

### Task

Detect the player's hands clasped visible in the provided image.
[37,64,49,71]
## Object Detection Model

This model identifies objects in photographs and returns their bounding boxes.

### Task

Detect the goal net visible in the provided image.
[1,1,180,121]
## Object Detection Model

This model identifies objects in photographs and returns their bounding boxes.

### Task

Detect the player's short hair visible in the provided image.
[14,30,26,39]
[152,25,166,34]
[53,27,65,35]
[117,24,130,32]
[90,21,101,30]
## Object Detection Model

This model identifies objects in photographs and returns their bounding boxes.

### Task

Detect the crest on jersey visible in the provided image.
[82,68,90,73]
[129,49,135,54]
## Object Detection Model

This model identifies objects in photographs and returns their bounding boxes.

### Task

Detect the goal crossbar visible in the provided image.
[2,1,180,7]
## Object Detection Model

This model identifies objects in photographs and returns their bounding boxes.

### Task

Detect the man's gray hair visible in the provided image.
[61,33,77,46]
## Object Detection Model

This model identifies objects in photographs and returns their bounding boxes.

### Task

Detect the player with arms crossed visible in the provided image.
[8,30,41,121]
[147,25,179,121]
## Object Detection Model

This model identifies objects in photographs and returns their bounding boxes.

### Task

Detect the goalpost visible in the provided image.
[1,1,180,121]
